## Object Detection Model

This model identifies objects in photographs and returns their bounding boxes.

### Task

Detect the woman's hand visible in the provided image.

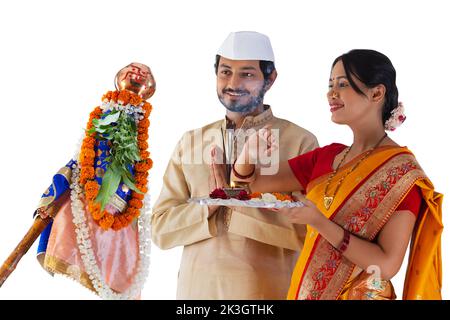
[233,124,278,180]
[271,199,323,226]
[238,124,278,164]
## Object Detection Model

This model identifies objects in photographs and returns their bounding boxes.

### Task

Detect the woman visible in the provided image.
[230,49,443,300]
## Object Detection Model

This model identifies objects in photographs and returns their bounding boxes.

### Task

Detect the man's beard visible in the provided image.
[218,82,267,114]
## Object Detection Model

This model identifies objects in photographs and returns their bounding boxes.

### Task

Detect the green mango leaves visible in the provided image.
[89,110,142,211]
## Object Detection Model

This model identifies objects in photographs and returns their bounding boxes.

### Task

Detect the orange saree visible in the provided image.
[287,146,443,300]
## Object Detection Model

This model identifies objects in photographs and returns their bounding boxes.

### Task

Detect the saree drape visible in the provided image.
[287,146,442,300]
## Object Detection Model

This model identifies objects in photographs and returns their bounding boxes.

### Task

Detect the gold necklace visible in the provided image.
[323,133,388,210]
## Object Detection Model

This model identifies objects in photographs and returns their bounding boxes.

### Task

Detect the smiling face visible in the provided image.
[216,57,267,114]
[327,60,379,128]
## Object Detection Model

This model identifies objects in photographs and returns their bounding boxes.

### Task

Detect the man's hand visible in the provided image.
[208,145,227,216]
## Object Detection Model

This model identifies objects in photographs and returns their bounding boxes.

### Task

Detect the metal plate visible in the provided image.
[188,197,305,208]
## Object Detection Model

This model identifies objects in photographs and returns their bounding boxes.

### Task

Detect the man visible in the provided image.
[151,31,318,299]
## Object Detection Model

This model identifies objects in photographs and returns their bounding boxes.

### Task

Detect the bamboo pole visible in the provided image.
[0,193,67,288]
[0,216,52,287]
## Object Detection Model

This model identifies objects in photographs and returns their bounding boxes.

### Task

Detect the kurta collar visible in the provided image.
[222,105,274,130]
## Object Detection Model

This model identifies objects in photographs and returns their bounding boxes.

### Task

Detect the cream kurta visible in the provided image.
[151,107,318,299]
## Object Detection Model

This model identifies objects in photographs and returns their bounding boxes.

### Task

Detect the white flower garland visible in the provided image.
[69,148,151,300]
[101,99,145,123]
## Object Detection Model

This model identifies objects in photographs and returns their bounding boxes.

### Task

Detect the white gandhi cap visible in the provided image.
[217,31,275,62]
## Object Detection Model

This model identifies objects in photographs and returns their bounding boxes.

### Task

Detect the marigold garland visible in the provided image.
[79,90,153,231]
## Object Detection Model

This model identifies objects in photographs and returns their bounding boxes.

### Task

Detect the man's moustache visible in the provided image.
[222,89,249,95]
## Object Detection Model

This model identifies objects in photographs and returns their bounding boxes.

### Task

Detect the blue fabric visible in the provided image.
[37,221,53,255]
[36,160,74,255]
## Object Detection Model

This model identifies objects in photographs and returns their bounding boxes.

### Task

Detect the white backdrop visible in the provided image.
[0,0,449,300]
